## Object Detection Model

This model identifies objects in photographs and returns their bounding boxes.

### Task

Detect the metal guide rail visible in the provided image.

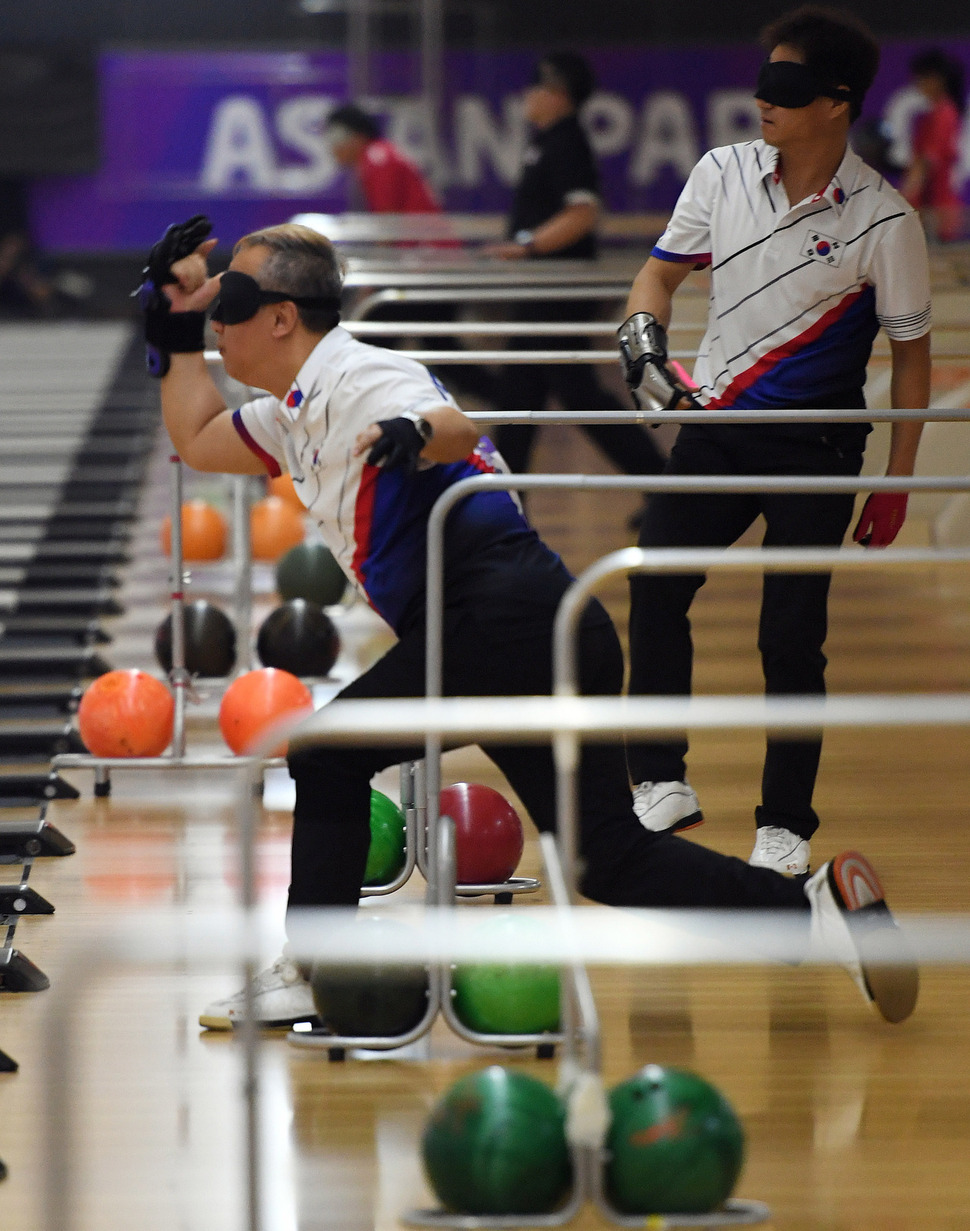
[290,210,667,252]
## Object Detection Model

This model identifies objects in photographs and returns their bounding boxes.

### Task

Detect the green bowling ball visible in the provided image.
[451,917,560,1034]
[422,1067,572,1215]
[275,541,347,607]
[605,1065,745,1214]
[452,962,560,1035]
[363,790,407,886]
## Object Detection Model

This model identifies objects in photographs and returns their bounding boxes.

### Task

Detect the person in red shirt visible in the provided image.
[325,103,442,214]
[902,49,965,243]
[324,103,495,403]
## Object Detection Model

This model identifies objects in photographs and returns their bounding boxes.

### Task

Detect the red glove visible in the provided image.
[852,492,908,548]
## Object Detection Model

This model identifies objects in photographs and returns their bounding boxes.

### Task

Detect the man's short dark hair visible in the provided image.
[325,103,382,141]
[235,224,343,335]
[760,6,879,122]
[538,51,596,110]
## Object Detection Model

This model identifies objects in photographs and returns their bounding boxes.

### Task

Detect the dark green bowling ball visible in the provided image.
[275,542,347,607]
[422,1067,572,1215]
[310,962,428,1037]
[605,1065,745,1214]
[363,790,407,886]
[310,914,428,1037]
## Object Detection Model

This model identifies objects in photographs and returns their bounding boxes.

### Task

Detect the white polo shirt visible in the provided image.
[231,326,526,631]
[653,140,931,408]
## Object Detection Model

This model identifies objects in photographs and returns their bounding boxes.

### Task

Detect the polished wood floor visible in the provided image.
[3,335,970,1231]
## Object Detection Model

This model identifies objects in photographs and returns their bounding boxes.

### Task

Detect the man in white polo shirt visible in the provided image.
[618,7,931,876]
[136,214,918,1030]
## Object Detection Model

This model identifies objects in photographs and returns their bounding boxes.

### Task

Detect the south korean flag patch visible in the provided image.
[803,230,844,267]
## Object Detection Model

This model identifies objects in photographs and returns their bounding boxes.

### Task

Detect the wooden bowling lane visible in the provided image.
[3,337,970,1229]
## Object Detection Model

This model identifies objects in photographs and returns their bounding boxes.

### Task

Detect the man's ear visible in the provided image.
[831,90,851,123]
[271,300,300,338]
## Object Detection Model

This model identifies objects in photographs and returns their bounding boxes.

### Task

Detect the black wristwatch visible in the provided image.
[401,410,433,445]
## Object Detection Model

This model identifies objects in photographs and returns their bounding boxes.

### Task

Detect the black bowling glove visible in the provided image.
[366,416,432,472]
[135,214,212,378]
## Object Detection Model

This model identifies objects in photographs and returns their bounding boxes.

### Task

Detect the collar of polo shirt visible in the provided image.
[755,143,859,214]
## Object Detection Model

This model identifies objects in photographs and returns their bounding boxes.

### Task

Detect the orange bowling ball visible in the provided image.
[268,473,305,511]
[160,500,227,561]
[77,670,175,758]
[250,496,306,561]
[218,667,314,755]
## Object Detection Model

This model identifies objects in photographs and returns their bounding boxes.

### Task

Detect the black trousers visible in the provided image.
[287,600,807,917]
[492,300,666,477]
[627,423,866,840]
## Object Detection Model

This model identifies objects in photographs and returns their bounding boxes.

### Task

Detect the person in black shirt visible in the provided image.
[485,52,665,483]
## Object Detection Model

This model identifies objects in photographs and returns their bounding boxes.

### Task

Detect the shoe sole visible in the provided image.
[198,1013,321,1032]
[855,925,919,1024]
[641,810,704,834]
[749,849,810,877]
[829,851,919,1024]
[199,1013,232,1031]
[749,859,810,877]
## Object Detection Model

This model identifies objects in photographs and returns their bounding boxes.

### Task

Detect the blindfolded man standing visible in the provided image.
[618,6,932,875]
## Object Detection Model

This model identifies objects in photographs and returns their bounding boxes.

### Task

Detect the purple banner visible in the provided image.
[31,42,970,251]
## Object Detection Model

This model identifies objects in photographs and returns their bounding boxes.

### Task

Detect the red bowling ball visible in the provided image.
[439,782,525,885]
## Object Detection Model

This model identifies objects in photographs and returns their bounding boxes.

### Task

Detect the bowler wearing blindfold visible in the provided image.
[134,212,918,1032]
[619,7,932,876]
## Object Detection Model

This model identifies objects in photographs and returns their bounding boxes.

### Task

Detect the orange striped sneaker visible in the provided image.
[804,850,918,1024]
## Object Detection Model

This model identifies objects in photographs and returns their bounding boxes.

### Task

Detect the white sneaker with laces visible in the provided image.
[631,781,703,833]
[749,825,811,876]
[199,955,318,1031]
[804,850,918,1024]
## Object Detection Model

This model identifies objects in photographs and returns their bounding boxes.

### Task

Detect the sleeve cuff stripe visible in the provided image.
[232,409,282,478]
[652,246,712,264]
[880,308,932,326]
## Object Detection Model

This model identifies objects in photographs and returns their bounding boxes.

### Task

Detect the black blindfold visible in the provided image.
[755,60,854,110]
[211,270,341,326]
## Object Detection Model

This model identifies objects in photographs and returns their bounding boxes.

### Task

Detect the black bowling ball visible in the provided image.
[310,961,429,1037]
[154,600,237,677]
[256,598,340,677]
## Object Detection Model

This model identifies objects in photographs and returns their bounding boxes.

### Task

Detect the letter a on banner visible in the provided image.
[201,96,278,191]
[630,91,699,186]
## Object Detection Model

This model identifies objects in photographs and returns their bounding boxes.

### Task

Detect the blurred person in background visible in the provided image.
[325,103,443,215]
[902,48,965,243]
[325,102,496,405]
[0,178,59,316]
[0,178,94,317]
[485,51,665,494]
